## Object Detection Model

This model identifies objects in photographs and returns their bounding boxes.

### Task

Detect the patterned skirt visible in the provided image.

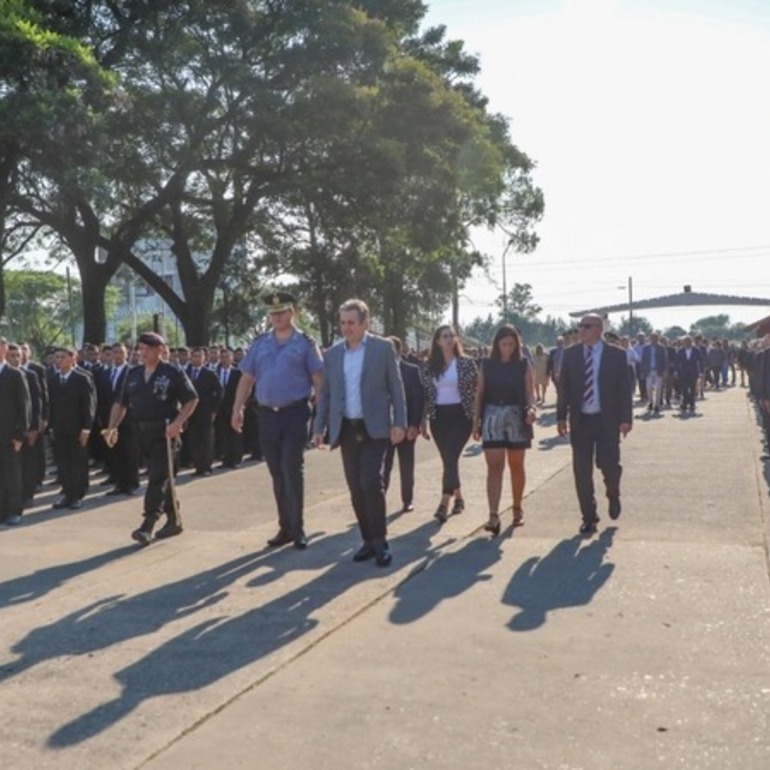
[481,403,532,450]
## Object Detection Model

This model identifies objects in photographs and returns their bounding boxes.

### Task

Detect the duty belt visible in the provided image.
[258,399,308,412]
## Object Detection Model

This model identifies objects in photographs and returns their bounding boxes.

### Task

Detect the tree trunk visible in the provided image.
[178,284,215,345]
[79,265,111,343]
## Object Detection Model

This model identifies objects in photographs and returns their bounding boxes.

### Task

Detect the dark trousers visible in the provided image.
[21,440,38,501]
[0,443,22,520]
[259,403,309,537]
[136,422,178,523]
[570,413,622,522]
[187,413,215,473]
[111,421,139,491]
[431,404,472,495]
[339,420,389,547]
[53,433,89,502]
[680,376,697,411]
[244,400,262,458]
[215,414,243,467]
[383,438,416,505]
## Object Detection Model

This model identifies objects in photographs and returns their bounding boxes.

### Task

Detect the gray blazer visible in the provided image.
[314,334,407,447]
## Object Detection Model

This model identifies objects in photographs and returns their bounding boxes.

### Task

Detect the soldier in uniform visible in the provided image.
[231,292,324,549]
[105,332,198,545]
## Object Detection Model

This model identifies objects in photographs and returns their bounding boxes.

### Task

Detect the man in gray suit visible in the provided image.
[313,299,407,566]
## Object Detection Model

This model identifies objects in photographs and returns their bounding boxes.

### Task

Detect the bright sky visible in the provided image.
[424,0,770,330]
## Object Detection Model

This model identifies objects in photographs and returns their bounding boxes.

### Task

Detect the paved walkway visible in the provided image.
[2,385,769,769]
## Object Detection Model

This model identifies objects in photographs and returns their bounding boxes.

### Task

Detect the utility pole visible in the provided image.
[627,276,634,334]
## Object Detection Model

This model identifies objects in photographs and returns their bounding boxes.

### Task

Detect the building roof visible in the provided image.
[569,291,770,318]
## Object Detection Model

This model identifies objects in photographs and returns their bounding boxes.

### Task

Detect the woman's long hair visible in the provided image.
[428,324,464,378]
[489,325,523,362]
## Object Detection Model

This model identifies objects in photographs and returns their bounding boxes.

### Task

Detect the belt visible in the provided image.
[258,399,308,413]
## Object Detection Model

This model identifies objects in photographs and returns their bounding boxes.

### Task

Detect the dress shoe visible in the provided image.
[267,530,293,548]
[52,497,71,510]
[451,498,465,516]
[131,528,154,546]
[105,487,124,497]
[608,497,622,520]
[68,499,83,510]
[353,543,376,562]
[193,469,212,477]
[434,504,448,523]
[374,547,393,567]
[293,535,309,550]
[155,522,184,539]
[402,502,415,512]
[4,515,22,526]
[579,519,598,536]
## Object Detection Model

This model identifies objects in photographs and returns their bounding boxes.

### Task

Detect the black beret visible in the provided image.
[138,332,166,347]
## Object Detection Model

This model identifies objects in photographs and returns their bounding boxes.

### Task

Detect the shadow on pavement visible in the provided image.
[502,527,617,632]
[13,521,444,748]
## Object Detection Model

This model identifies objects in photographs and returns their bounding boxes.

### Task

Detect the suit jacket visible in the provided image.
[190,367,223,419]
[400,359,424,430]
[546,346,565,379]
[48,368,96,436]
[216,366,242,418]
[20,367,41,431]
[640,343,667,379]
[25,360,49,423]
[557,342,632,434]
[314,334,406,446]
[675,347,703,382]
[0,365,31,443]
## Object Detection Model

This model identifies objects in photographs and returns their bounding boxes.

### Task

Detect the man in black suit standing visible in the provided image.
[215,347,244,468]
[675,335,703,414]
[187,346,223,476]
[20,342,49,491]
[0,338,31,526]
[48,345,96,509]
[557,314,633,536]
[383,336,424,512]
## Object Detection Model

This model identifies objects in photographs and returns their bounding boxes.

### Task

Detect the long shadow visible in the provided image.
[502,527,616,632]
[538,435,568,452]
[0,546,138,609]
[388,535,503,625]
[25,521,443,747]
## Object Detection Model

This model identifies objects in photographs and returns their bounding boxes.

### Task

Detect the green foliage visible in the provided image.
[689,314,745,340]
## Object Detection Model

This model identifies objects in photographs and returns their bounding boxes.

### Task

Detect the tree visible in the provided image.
[663,325,688,339]
[616,315,652,337]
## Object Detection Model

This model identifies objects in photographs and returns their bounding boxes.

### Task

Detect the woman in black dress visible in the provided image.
[472,325,536,535]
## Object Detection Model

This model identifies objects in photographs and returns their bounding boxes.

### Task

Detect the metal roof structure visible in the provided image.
[569,290,770,318]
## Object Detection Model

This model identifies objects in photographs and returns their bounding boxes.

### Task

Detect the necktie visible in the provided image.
[583,346,594,408]
[60,374,66,385]
[221,369,228,387]
[193,368,199,381]
[111,367,119,390]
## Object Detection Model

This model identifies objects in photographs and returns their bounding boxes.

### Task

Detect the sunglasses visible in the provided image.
[579,323,598,329]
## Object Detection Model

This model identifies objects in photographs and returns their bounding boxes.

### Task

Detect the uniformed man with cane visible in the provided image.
[105,332,198,545]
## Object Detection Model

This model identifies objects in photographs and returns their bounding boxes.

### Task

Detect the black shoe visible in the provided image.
[68,499,83,510]
[155,522,184,539]
[267,530,293,548]
[451,499,465,516]
[353,543,376,562]
[483,513,501,537]
[374,547,393,567]
[52,497,71,510]
[193,469,212,477]
[105,487,124,496]
[579,519,598,536]
[293,534,309,550]
[608,497,621,520]
[131,528,154,546]
[402,502,415,512]
[434,504,448,523]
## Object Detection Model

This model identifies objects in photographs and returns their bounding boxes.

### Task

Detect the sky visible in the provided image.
[423,0,770,330]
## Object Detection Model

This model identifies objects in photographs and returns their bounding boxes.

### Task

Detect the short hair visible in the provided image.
[0,337,7,345]
[7,342,20,352]
[54,345,76,356]
[389,336,403,355]
[339,298,370,323]
[191,346,207,355]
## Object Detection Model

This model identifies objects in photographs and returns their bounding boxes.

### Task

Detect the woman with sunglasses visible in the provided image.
[420,325,478,522]
[472,325,536,535]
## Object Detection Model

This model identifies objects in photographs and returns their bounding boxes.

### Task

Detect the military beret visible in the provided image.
[263,291,296,314]
[138,332,166,347]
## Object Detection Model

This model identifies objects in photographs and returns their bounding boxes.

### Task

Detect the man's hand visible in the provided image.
[26,430,39,447]
[619,422,632,438]
[12,439,22,453]
[390,426,405,445]
[557,420,569,437]
[312,432,326,449]
[166,420,183,440]
[79,429,90,448]
[406,426,419,442]
[231,409,244,434]
[103,428,118,449]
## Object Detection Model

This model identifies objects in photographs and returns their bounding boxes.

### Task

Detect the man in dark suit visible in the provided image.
[214,347,243,468]
[0,338,31,525]
[48,345,96,509]
[186,346,223,476]
[675,336,703,414]
[546,336,566,393]
[312,298,407,566]
[6,343,40,514]
[20,342,49,491]
[383,336,424,512]
[557,314,633,536]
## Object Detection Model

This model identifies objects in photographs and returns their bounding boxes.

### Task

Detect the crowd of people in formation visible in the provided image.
[0,300,765,561]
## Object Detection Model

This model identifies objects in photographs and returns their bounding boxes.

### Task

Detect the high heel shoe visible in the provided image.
[513,507,524,527]
[450,498,465,516]
[483,513,501,536]
[434,503,448,523]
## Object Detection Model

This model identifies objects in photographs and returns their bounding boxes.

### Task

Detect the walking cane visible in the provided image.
[165,418,182,527]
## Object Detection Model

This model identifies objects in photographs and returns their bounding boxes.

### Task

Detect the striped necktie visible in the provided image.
[583,346,594,408]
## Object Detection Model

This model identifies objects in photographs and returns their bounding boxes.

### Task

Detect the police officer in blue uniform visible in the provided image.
[105,332,198,545]
[231,292,324,549]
